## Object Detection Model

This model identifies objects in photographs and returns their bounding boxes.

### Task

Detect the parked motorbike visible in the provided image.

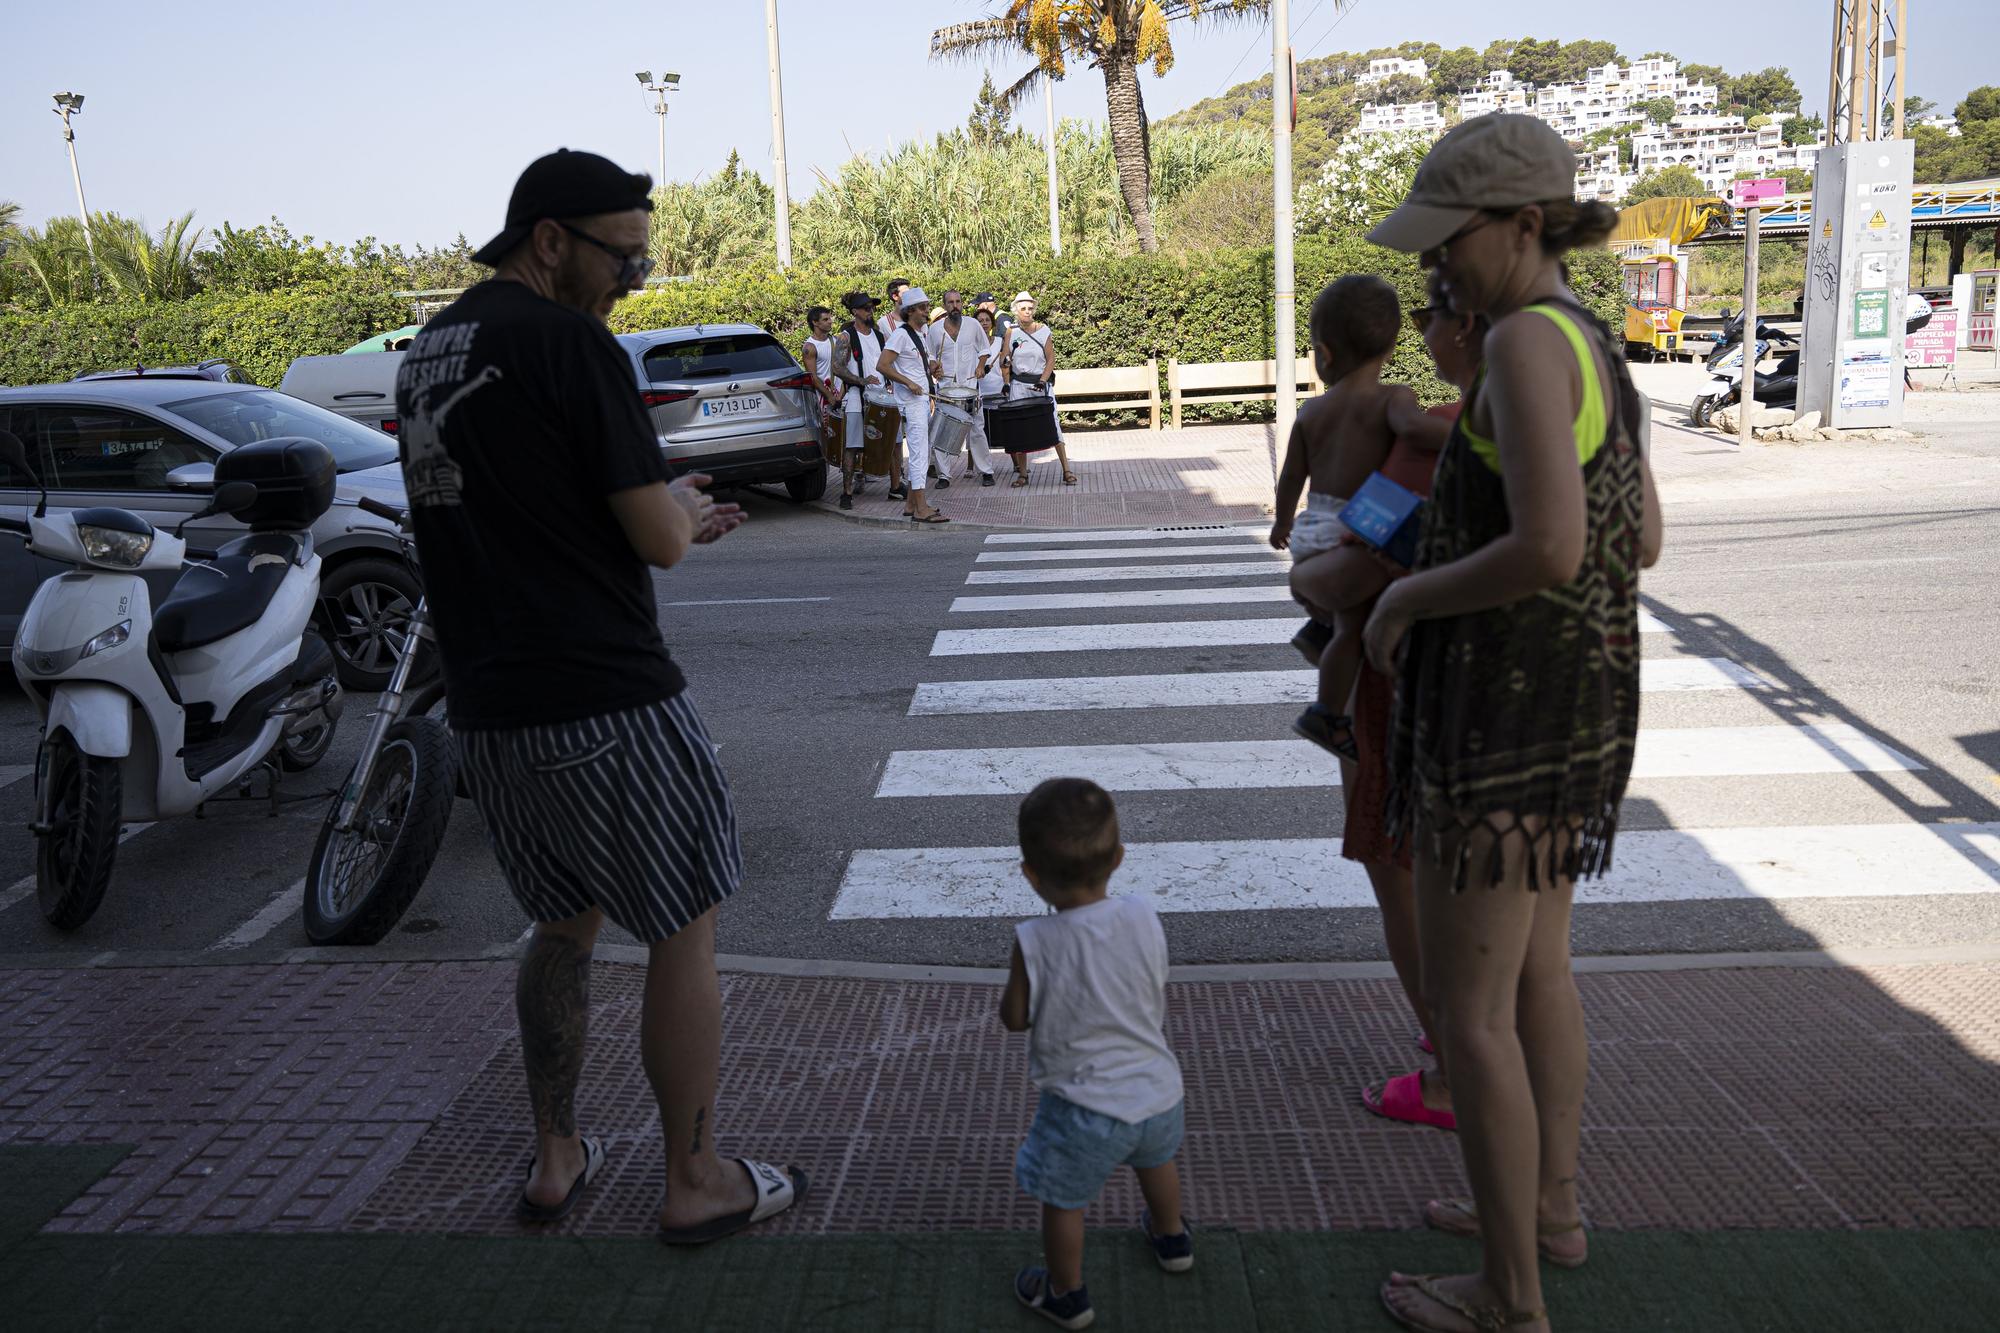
[1689,309,1800,428]
[301,495,456,946]
[0,430,343,930]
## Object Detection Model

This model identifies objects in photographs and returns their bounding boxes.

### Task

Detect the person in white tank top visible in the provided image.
[1000,779,1191,1328]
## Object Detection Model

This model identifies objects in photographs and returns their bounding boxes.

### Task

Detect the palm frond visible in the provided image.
[991,66,1046,118]
[930,18,1029,63]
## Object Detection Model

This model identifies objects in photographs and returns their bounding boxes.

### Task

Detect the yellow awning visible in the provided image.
[1610,196,1729,247]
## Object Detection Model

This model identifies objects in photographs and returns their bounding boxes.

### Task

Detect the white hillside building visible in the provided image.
[1357,100,1448,136]
[1359,56,1430,86]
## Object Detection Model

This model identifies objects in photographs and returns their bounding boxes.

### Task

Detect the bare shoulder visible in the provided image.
[1484,308,1570,368]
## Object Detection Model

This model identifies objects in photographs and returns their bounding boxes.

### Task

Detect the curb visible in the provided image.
[7,940,1999,979]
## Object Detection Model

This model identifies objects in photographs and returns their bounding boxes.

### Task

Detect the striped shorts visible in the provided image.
[456,694,742,943]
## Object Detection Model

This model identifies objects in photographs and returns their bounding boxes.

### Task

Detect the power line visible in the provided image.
[1301,0,1367,63]
[1206,0,1326,107]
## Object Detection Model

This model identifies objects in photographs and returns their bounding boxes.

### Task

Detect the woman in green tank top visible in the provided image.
[1363,115,1664,1333]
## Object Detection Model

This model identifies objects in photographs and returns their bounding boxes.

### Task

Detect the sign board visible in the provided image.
[1905,308,1960,366]
[1734,177,1786,204]
[1798,140,1914,430]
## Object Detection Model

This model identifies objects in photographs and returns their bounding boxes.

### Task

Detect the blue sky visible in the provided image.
[3,1,1989,248]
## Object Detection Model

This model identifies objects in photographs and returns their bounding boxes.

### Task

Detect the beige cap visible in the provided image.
[1367,114,1579,254]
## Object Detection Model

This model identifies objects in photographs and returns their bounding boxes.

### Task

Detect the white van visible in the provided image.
[279,352,405,437]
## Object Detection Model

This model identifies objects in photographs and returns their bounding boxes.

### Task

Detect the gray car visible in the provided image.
[0,379,417,691]
[616,324,827,502]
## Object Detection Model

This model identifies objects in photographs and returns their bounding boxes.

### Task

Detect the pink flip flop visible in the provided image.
[1362,1071,1457,1131]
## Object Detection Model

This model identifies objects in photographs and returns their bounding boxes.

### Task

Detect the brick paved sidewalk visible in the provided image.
[3,958,1995,1240]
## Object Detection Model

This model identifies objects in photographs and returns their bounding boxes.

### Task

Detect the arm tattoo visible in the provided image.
[516,931,593,1138]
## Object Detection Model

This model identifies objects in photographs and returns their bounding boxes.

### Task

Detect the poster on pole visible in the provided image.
[1851,288,1892,339]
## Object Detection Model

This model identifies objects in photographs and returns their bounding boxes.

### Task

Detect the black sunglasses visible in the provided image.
[558,222,655,286]
[1427,211,1507,263]
[1409,305,1442,334]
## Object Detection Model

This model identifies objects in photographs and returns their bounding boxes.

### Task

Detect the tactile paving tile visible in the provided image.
[1768,1125,2000,1228]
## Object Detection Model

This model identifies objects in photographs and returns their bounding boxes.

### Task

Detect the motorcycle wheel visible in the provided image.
[38,728,123,931]
[1689,398,1712,429]
[302,717,455,945]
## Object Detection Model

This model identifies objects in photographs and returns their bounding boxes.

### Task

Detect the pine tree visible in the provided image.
[967,72,1012,147]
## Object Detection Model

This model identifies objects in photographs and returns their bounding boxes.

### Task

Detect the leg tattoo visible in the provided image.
[690,1107,705,1157]
[517,931,593,1138]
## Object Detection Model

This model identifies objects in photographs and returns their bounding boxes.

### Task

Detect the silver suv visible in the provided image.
[615,324,826,502]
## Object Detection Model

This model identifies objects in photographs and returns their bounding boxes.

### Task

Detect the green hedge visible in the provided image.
[0,282,407,388]
[0,244,1623,422]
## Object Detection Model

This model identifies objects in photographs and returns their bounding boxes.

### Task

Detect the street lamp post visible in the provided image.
[765,0,794,269]
[634,71,681,193]
[1045,71,1062,258]
[51,91,97,280]
[1271,6,1296,446]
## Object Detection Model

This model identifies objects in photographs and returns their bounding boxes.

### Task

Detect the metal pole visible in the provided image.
[1044,73,1062,257]
[54,104,97,276]
[1891,0,1908,138]
[764,0,793,268]
[657,100,667,195]
[1740,205,1760,448]
[1272,3,1297,447]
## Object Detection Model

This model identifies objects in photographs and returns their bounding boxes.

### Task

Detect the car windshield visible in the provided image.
[643,334,791,382]
[162,390,398,473]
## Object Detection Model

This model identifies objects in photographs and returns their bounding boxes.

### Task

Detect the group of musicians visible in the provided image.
[802,285,1079,522]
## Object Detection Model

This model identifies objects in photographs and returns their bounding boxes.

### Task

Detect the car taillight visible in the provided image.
[768,373,813,390]
[380,418,399,435]
[642,389,697,408]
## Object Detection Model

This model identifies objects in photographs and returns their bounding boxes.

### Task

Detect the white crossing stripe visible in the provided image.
[909,658,1764,713]
[210,878,306,950]
[934,617,1304,656]
[830,822,2000,918]
[933,613,1675,658]
[984,526,1267,545]
[953,587,1297,614]
[968,561,1295,585]
[874,724,1921,798]
[977,544,1276,564]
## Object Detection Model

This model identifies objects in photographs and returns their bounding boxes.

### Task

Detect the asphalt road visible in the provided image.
[1,457,1996,971]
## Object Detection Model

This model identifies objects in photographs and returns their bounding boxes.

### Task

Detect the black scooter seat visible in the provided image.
[154,534,300,653]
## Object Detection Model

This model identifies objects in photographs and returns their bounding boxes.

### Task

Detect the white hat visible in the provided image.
[899,286,931,311]
[1011,291,1034,308]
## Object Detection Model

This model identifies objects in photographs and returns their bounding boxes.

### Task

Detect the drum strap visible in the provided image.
[900,325,936,395]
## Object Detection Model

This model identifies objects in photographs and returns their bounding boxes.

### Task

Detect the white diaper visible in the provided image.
[1290,492,1349,562]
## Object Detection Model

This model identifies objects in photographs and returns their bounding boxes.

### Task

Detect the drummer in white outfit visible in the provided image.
[830,291,887,509]
[924,290,997,486]
[877,287,948,524]
[1002,291,1077,486]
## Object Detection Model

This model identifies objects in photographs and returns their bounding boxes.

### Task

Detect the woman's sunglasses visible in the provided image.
[1409,305,1443,335]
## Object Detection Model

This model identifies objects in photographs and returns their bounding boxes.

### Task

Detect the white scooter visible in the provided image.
[0,429,344,930]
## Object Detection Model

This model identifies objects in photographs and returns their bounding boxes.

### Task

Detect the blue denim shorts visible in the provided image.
[1014,1092,1185,1211]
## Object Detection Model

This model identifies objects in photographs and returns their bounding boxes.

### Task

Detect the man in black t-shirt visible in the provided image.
[399,149,803,1242]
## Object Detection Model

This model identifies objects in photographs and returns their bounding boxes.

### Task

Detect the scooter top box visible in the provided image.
[215,437,336,529]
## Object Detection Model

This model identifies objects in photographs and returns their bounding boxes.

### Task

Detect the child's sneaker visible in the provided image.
[1290,618,1333,666]
[1014,1268,1094,1329]
[1293,703,1358,761]
[1141,1209,1194,1273]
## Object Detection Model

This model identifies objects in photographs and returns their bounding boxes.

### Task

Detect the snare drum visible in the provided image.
[929,400,974,458]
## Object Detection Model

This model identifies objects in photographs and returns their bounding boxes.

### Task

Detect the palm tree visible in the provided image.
[97,211,205,301]
[931,1,1274,254]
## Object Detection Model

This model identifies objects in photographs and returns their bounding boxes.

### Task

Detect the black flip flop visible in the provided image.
[518,1135,605,1222]
[658,1159,809,1246]
[910,512,951,524]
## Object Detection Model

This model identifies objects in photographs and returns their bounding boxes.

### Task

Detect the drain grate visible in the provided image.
[1149,524,1232,533]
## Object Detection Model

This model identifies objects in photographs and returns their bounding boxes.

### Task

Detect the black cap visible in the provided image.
[473,149,655,267]
[843,293,878,311]
[972,292,997,305]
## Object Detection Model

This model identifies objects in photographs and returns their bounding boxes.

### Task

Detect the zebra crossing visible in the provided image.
[831,524,2000,923]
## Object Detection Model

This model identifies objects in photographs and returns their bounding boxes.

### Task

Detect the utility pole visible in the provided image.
[1045,71,1062,257]
[51,92,96,281]
[1272,4,1297,448]
[765,0,794,268]
[635,71,680,192]
[1739,202,1761,448]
